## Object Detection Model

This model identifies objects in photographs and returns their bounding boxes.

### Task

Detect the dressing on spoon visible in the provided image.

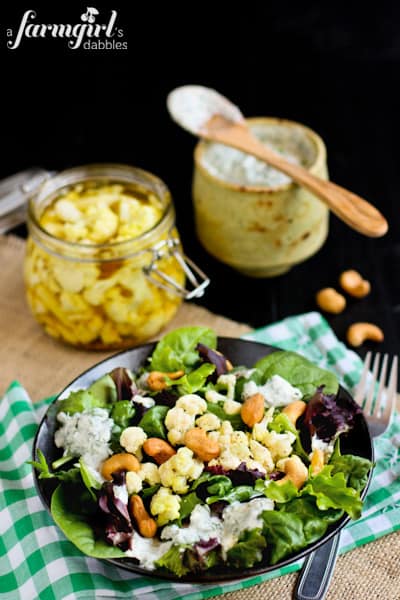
[167,85,388,238]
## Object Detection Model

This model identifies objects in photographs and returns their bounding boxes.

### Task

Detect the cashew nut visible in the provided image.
[241,393,265,427]
[184,427,221,462]
[310,449,325,476]
[339,270,370,298]
[346,322,384,347]
[276,455,308,490]
[143,438,176,464]
[130,494,157,538]
[315,288,346,314]
[101,453,140,480]
[282,400,307,425]
[147,370,184,391]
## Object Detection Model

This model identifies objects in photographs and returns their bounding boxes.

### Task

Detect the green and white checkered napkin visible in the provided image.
[1,312,400,600]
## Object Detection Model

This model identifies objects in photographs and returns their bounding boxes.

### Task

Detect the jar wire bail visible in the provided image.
[143,235,210,299]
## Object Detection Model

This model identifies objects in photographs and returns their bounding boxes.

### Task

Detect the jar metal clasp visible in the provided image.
[143,235,210,299]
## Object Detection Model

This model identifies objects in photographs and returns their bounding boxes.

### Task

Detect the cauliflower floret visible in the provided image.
[150,486,181,526]
[138,462,161,486]
[120,426,147,458]
[165,394,207,446]
[88,205,118,243]
[223,399,242,415]
[54,199,82,223]
[195,413,221,431]
[209,426,251,471]
[209,451,240,471]
[175,394,207,416]
[262,430,296,462]
[158,447,204,494]
[249,439,274,472]
[220,421,234,436]
[251,410,274,443]
[165,407,195,446]
[126,471,143,495]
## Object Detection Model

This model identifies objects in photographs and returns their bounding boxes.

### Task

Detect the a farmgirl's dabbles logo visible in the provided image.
[6,7,127,50]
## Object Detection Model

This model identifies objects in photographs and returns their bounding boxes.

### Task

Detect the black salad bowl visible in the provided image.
[32,338,374,583]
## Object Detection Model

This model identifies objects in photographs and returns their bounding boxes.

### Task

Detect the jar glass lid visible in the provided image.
[0,168,54,233]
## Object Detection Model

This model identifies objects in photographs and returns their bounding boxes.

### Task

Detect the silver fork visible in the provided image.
[294,352,398,600]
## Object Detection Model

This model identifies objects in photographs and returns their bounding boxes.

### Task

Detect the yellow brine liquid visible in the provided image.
[24,178,185,349]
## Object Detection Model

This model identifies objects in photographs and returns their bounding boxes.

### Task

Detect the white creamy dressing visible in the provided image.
[233,368,257,379]
[133,394,155,409]
[54,408,113,470]
[243,374,302,407]
[126,534,172,571]
[167,85,244,135]
[113,483,129,505]
[127,499,274,569]
[311,434,334,460]
[161,504,222,546]
[221,497,274,555]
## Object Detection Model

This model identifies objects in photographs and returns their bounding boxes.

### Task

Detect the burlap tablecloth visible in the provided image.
[1,234,399,600]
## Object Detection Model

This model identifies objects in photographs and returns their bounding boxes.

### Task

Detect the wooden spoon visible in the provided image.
[167,86,388,238]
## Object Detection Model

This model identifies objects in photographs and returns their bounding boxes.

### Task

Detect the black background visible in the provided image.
[2,2,400,358]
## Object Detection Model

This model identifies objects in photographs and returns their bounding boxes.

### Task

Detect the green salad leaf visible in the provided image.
[227,528,266,568]
[167,363,216,394]
[57,374,117,414]
[269,412,297,435]
[141,484,161,498]
[30,449,80,483]
[155,545,189,577]
[205,475,232,497]
[255,351,339,396]
[262,496,344,565]
[302,465,363,519]
[281,496,343,530]
[138,405,169,439]
[51,485,125,559]
[89,374,118,404]
[330,454,373,492]
[149,326,217,372]
[186,548,219,571]
[110,400,135,429]
[261,510,306,564]
[177,492,202,525]
[263,480,299,503]
[207,485,262,505]
[79,458,101,501]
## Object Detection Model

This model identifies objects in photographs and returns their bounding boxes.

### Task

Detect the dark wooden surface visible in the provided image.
[3,3,399,359]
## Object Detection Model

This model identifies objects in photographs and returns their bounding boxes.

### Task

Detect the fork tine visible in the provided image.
[372,354,388,418]
[381,355,398,424]
[364,353,380,414]
[354,351,371,405]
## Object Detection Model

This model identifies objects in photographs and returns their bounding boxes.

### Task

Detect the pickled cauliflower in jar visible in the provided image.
[24,180,185,349]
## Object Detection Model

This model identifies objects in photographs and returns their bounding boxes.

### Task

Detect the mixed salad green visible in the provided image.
[32,327,372,577]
